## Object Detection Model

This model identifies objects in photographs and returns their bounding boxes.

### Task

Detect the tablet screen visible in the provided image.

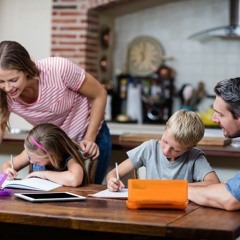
[14,192,86,202]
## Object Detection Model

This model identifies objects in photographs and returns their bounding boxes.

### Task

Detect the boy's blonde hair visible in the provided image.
[165,109,205,148]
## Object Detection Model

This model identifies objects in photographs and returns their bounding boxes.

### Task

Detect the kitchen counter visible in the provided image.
[107,122,225,137]
[107,123,240,159]
[4,123,224,141]
[3,123,240,159]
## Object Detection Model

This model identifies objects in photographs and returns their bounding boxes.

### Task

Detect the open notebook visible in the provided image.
[2,177,62,191]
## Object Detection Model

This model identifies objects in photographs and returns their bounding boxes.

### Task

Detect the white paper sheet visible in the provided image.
[89,188,128,199]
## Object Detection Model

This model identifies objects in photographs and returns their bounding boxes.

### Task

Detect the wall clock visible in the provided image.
[127,36,165,76]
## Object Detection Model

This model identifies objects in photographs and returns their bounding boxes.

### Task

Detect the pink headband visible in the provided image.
[30,136,47,153]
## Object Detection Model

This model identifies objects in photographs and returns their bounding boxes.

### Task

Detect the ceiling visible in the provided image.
[92,0,183,17]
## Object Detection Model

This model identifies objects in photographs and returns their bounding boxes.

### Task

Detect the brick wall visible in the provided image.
[51,0,121,78]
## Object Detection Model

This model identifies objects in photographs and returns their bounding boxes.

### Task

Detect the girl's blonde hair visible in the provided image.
[24,123,89,185]
[165,109,205,148]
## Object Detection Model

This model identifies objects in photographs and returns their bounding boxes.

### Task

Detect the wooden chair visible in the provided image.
[133,166,146,179]
[84,158,98,184]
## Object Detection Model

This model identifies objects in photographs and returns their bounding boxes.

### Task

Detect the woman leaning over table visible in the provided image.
[0,40,111,184]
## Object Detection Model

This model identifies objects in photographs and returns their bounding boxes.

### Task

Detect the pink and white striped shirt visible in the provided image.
[8,57,94,142]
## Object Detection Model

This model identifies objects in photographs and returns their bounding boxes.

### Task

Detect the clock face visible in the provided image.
[128,36,164,76]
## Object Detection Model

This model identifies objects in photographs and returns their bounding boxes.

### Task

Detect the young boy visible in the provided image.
[106,109,220,192]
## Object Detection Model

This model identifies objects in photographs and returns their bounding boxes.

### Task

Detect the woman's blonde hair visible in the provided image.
[165,109,205,148]
[24,123,89,185]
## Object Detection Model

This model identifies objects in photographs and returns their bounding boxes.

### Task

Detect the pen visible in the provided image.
[10,154,14,170]
[115,162,120,180]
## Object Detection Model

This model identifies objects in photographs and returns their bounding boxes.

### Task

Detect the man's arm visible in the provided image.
[188,183,240,211]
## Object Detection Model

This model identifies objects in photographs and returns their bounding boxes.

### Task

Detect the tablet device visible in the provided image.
[14,192,86,202]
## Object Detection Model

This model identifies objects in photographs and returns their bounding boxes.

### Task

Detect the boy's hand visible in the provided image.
[107,177,125,192]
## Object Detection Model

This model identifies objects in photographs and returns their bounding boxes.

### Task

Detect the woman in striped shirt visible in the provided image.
[0,40,111,184]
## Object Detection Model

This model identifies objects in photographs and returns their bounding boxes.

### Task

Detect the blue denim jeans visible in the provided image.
[95,121,112,184]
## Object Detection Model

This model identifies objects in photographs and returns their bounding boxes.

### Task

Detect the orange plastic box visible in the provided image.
[126,179,188,210]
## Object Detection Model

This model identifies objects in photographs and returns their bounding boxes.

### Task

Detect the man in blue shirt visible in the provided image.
[188,77,240,211]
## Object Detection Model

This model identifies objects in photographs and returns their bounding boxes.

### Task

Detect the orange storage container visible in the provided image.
[126,179,188,210]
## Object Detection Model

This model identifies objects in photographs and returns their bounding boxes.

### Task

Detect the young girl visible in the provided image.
[107,109,220,192]
[1,123,89,187]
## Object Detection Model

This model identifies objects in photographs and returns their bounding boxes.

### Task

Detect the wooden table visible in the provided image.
[0,184,240,240]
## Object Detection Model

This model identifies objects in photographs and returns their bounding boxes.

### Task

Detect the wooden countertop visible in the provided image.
[118,133,231,146]
[3,123,240,158]
[107,123,225,137]
[112,134,240,158]
[3,123,226,141]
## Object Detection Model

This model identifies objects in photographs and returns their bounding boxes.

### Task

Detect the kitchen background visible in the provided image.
[1,0,240,125]
[0,0,240,181]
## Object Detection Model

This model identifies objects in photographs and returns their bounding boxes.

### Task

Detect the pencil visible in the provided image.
[10,154,14,170]
[115,162,120,180]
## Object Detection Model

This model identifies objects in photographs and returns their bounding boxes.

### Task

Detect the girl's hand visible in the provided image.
[107,177,125,192]
[4,167,17,180]
[79,139,99,160]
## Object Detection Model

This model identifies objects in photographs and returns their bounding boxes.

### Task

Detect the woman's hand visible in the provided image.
[79,139,99,160]
[107,177,125,192]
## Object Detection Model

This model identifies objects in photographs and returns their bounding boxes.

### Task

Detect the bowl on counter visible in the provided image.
[9,129,30,134]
